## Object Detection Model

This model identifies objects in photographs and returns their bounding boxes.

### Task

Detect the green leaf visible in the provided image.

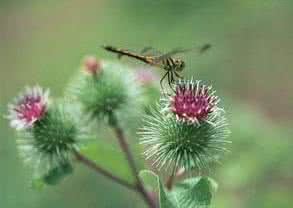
[42,162,73,185]
[139,170,177,208]
[79,139,134,182]
[139,170,218,208]
[139,169,159,192]
[31,162,74,188]
[159,179,178,208]
[31,178,45,190]
[173,177,218,208]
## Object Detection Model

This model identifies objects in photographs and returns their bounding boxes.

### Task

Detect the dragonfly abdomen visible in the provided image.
[103,45,152,64]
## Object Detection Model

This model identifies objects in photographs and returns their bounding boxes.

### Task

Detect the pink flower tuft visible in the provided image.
[7,86,49,130]
[170,81,219,123]
[135,68,158,84]
[83,55,101,75]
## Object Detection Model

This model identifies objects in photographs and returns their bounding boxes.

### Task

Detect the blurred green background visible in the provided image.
[1,0,293,207]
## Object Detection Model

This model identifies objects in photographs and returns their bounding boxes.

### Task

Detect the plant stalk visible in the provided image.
[73,149,136,191]
[166,167,185,190]
[109,113,157,208]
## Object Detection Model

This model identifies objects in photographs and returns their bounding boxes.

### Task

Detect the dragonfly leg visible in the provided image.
[174,71,183,79]
[167,72,171,87]
[167,72,176,92]
[171,71,176,83]
[172,72,178,92]
[160,72,168,89]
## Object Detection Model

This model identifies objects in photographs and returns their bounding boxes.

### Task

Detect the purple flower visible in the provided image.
[7,86,49,130]
[169,80,219,124]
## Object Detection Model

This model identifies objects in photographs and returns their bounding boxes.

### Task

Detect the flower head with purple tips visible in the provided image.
[167,80,219,124]
[7,86,49,130]
[140,79,229,171]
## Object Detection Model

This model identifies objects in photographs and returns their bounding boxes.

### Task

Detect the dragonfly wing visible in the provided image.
[140,47,162,56]
[140,47,153,54]
[153,43,211,63]
[153,48,191,63]
[199,43,212,54]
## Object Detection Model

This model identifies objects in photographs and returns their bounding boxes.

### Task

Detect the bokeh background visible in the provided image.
[1,0,293,207]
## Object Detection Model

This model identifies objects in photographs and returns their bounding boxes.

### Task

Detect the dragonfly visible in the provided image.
[102,44,211,89]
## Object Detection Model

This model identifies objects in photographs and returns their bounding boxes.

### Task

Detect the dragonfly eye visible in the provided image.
[181,62,185,68]
[176,61,185,71]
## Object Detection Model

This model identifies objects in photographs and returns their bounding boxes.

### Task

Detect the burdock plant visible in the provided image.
[140,80,230,172]
[7,55,230,208]
[7,87,84,185]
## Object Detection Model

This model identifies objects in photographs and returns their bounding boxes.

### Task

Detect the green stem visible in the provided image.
[109,113,157,208]
[166,166,177,190]
[166,167,185,190]
[73,149,136,191]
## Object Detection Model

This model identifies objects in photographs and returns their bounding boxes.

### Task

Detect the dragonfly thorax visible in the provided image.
[162,58,185,72]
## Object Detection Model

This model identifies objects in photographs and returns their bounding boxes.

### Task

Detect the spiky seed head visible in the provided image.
[16,101,83,183]
[67,60,142,126]
[139,79,230,171]
[7,86,49,130]
[32,104,77,155]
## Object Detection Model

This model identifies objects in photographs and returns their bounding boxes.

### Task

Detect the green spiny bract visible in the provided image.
[139,80,230,171]
[32,104,77,155]
[17,102,83,184]
[67,60,142,126]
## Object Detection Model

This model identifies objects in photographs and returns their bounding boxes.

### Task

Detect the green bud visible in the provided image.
[66,60,143,126]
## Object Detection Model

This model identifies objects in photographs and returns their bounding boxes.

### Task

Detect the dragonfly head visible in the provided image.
[174,60,185,72]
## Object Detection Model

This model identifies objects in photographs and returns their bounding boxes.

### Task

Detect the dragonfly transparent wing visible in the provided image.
[140,47,162,56]
[199,43,211,54]
[153,48,191,63]
[153,44,211,63]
